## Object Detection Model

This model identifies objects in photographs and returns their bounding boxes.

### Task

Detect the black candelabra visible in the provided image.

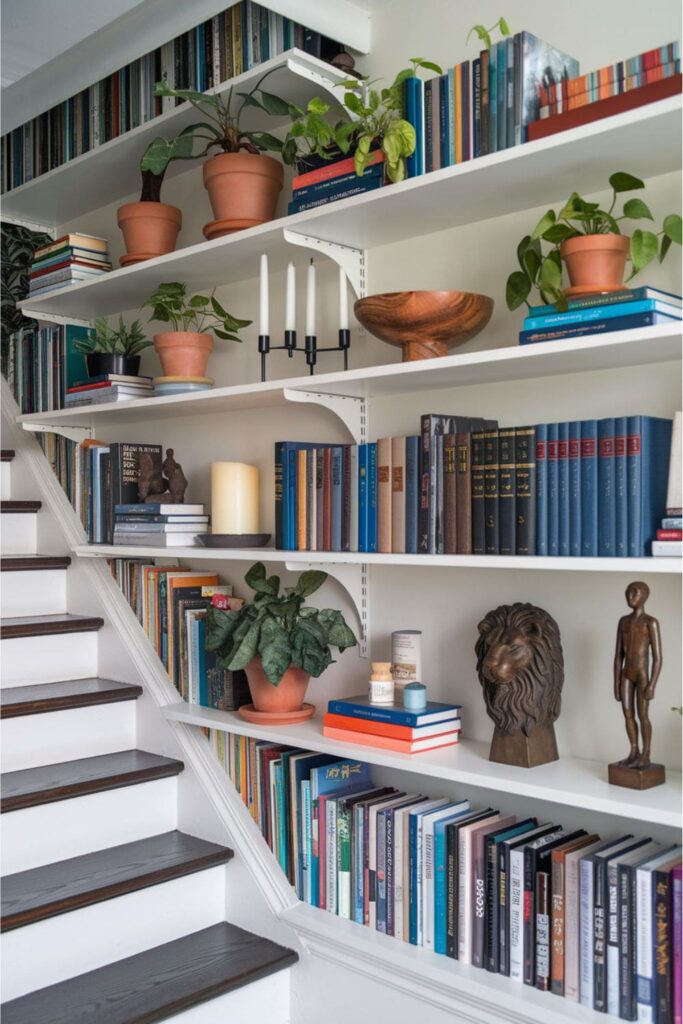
[258,328,351,382]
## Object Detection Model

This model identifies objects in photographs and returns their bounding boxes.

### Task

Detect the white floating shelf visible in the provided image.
[2,49,351,228]
[72,544,682,574]
[162,701,682,829]
[17,95,682,318]
[16,325,682,429]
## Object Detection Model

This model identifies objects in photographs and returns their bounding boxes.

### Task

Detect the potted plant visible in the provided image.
[117,130,195,265]
[73,316,151,377]
[506,172,682,311]
[205,562,357,714]
[143,282,251,377]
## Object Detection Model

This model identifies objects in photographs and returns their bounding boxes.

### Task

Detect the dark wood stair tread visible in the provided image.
[1,678,142,719]
[0,613,104,639]
[1,449,15,461]
[0,922,298,1024]
[1,830,233,931]
[1,500,41,513]
[1,555,71,572]
[1,749,183,812]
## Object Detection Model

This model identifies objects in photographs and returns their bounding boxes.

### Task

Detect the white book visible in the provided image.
[393,800,422,940]
[579,856,595,1007]
[212,15,221,83]
[326,798,338,914]
[509,846,526,981]
[422,801,469,951]
[301,780,312,904]
[652,540,682,555]
[112,533,200,547]
[458,812,501,963]
[565,838,605,1001]
[405,798,448,944]
[368,794,413,930]
[666,410,682,511]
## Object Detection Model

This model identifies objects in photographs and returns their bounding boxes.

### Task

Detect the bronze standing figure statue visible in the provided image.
[609,581,665,790]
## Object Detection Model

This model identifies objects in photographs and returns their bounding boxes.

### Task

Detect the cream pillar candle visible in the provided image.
[211,462,259,534]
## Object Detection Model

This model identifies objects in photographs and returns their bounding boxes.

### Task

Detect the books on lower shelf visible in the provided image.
[275,414,673,559]
[210,731,682,1020]
[28,234,111,296]
[109,558,249,710]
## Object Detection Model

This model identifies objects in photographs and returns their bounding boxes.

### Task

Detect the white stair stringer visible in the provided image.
[1,567,67,616]
[163,970,292,1024]
[1,512,37,554]
[0,631,98,686]
[1,864,228,1001]
[1,776,178,874]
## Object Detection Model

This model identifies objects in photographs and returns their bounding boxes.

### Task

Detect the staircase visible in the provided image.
[0,447,297,1023]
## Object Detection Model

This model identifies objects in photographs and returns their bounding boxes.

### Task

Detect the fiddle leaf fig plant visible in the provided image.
[205,561,357,684]
[138,128,196,202]
[507,172,682,311]
[143,282,252,341]
[467,17,511,50]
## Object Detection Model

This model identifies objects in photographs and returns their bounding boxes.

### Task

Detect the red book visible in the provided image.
[292,149,384,190]
[322,724,460,755]
[527,75,681,142]
[31,258,111,278]
[323,712,461,741]
[657,529,682,540]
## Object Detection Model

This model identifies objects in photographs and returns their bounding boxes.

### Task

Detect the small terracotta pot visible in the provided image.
[245,657,311,713]
[117,202,182,264]
[560,234,630,296]
[202,153,284,236]
[153,332,213,378]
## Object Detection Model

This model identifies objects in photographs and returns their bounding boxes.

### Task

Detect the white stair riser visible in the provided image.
[1,864,227,1000]
[1,569,67,617]
[1,513,37,554]
[1,777,178,874]
[1,463,10,499]
[1,701,136,771]
[1,632,98,686]
[164,969,291,1024]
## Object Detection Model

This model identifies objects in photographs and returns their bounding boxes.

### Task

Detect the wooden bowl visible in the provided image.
[354,290,494,361]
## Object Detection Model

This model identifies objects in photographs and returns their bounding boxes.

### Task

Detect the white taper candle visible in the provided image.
[285,262,296,332]
[259,253,269,336]
[305,260,316,336]
[338,265,349,330]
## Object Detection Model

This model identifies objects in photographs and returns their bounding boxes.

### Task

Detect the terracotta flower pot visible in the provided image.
[117,202,182,265]
[153,332,213,378]
[560,234,630,297]
[245,656,310,713]
[202,153,284,237]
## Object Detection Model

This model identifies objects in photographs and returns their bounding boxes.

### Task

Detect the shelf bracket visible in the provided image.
[283,388,367,444]
[22,421,94,443]
[286,560,369,659]
[19,308,91,329]
[282,229,367,299]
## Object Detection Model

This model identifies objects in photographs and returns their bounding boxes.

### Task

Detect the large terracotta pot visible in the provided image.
[560,234,630,297]
[117,202,182,266]
[153,332,213,378]
[202,153,284,237]
[245,656,310,713]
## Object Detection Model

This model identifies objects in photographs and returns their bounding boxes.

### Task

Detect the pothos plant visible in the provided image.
[506,172,683,311]
[142,282,251,342]
[206,562,357,684]
[467,16,511,50]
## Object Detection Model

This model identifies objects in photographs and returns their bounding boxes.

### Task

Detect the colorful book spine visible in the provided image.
[558,422,570,557]
[598,417,616,557]
[498,427,516,555]
[627,416,673,556]
[405,435,420,554]
[524,298,681,330]
[519,310,679,344]
[547,423,559,557]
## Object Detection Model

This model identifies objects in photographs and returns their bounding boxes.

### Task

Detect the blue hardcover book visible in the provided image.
[288,173,383,214]
[662,517,682,528]
[424,78,433,173]
[274,761,288,874]
[291,163,383,200]
[524,298,682,331]
[581,420,599,556]
[439,74,450,167]
[433,806,474,954]
[598,418,616,556]
[331,446,343,551]
[472,58,481,158]
[448,68,456,164]
[405,76,424,177]
[615,417,628,556]
[497,41,506,151]
[505,37,514,150]
[405,435,420,553]
[626,416,673,556]
[558,422,570,556]
[488,43,498,153]
[327,695,461,727]
[528,287,682,317]
[275,441,287,549]
[287,446,297,551]
[535,424,548,555]
[291,753,338,899]
[569,421,582,556]
[358,444,369,552]
[547,423,559,557]
[519,310,679,344]
[367,442,378,553]
[310,759,372,911]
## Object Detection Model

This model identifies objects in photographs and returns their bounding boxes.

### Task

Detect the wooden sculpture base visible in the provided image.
[402,339,449,361]
[489,723,559,768]
[608,761,665,789]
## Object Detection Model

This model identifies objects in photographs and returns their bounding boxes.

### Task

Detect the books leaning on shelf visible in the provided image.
[65,375,154,406]
[28,233,111,296]
[275,414,673,558]
[109,558,249,709]
[324,694,462,754]
[211,732,682,1019]
[519,287,682,345]
[114,502,208,547]
[6,321,91,413]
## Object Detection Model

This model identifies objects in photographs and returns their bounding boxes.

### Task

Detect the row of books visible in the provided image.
[6,322,90,414]
[109,558,249,709]
[275,414,673,558]
[323,693,462,755]
[65,374,154,407]
[1,1,341,192]
[212,733,682,1021]
[287,152,385,214]
[28,232,111,297]
[520,287,682,346]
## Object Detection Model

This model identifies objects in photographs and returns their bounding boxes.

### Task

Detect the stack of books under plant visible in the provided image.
[67,316,153,406]
[323,691,462,754]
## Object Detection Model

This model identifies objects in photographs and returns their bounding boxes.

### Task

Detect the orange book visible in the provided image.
[165,572,219,677]
[324,712,461,741]
[297,449,307,550]
[141,566,188,650]
[549,833,600,996]
[377,437,392,553]
[323,724,460,755]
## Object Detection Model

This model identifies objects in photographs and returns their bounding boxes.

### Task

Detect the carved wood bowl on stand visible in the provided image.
[354,290,494,361]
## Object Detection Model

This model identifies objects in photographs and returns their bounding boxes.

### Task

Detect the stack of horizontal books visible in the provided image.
[65,374,153,407]
[287,151,385,215]
[519,286,681,345]
[323,695,462,754]
[28,233,111,297]
[113,502,209,547]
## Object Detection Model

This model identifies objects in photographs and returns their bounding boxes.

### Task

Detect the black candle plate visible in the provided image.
[196,533,271,548]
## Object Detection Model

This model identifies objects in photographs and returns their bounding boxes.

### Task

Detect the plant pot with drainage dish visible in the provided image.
[506,171,681,312]
[205,562,357,724]
[73,316,152,377]
[143,282,251,379]
[117,132,195,266]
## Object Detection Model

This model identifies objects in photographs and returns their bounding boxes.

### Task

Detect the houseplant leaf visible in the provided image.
[663,213,682,244]
[609,171,644,193]
[630,229,659,273]
[294,569,327,597]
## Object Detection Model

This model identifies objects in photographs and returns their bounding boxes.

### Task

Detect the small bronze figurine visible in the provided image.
[609,581,665,790]
[138,448,188,504]
[137,451,165,501]
[475,602,564,768]
[163,449,188,504]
